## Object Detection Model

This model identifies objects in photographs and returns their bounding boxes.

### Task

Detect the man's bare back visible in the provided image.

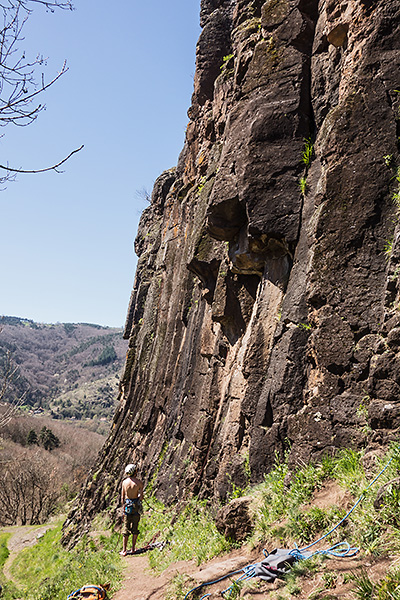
[121,476,143,504]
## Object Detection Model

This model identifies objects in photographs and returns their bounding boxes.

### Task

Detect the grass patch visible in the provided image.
[249,444,400,557]
[140,498,232,572]
[0,532,20,600]
[0,531,11,569]
[4,522,122,600]
[165,573,196,600]
[350,567,400,600]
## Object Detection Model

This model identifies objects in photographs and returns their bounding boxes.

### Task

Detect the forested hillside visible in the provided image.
[0,317,127,431]
[0,408,105,526]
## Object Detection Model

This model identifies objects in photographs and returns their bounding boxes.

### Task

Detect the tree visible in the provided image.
[87,345,118,367]
[27,428,38,445]
[39,425,60,450]
[0,448,61,525]
[0,0,83,186]
[0,326,26,429]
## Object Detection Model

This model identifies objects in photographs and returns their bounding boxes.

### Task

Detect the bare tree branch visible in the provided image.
[0,143,84,173]
[0,0,80,186]
[0,1,73,12]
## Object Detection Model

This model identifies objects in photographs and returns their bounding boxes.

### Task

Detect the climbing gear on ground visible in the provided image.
[67,585,107,600]
[130,540,168,554]
[254,548,312,582]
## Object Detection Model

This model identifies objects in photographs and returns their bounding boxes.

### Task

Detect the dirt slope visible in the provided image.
[113,544,395,600]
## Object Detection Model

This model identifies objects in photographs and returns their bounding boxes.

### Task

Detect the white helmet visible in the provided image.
[125,463,137,476]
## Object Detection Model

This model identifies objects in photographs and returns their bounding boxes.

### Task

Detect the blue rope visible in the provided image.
[183,569,244,600]
[298,448,398,553]
[220,565,258,597]
[183,447,399,600]
[290,541,359,562]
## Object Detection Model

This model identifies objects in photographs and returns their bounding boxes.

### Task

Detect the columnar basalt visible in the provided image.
[63,0,400,546]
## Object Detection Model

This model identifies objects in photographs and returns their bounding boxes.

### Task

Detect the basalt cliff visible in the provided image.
[63,0,400,544]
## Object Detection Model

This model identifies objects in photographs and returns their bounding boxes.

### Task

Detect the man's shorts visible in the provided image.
[122,513,140,536]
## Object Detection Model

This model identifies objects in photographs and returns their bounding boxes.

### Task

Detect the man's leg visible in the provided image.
[131,514,140,552]
[120,534,129,556]
[120,516,130,556]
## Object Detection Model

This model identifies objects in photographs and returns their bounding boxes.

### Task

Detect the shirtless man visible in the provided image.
[120,463,144,556]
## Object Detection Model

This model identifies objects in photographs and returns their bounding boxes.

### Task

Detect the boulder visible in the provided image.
[215,495,254,542]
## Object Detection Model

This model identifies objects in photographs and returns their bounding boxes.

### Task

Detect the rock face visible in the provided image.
[63,0,400,545]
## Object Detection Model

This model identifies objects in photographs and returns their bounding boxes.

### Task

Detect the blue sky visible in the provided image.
[0,0,201,327]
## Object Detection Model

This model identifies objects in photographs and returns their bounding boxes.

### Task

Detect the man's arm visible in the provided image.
[121,481,126,506]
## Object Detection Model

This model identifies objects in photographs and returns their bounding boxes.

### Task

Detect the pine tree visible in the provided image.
[27,429,38,445]
[39,426,60,451]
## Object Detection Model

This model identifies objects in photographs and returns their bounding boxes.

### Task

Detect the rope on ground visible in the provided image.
[183,446,399,599]
[297,446,399,555]
[183,569,244,600]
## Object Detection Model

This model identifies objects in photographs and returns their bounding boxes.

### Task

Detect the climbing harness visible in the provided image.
[183,447,400,600]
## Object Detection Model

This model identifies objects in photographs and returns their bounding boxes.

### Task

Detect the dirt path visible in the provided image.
[113,547,257,600]
[2,524,52,583]
[111,541,399,600]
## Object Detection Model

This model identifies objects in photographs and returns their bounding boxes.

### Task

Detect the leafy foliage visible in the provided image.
[39,425,60,450]
[27,428,39,445]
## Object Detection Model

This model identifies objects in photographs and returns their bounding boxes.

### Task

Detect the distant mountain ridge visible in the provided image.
[0,316,127,431]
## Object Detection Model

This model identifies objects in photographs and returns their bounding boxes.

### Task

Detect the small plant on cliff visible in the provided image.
[384,238,394,261]
[302,137,314,168]
[197,176,207,195]
[220,53,234,71]
[227,474,248,501]
[383,154,393,167]
[298,138,313,196]
[299,176,308,195]
[392,166,400,209]
[297,321,311,330]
